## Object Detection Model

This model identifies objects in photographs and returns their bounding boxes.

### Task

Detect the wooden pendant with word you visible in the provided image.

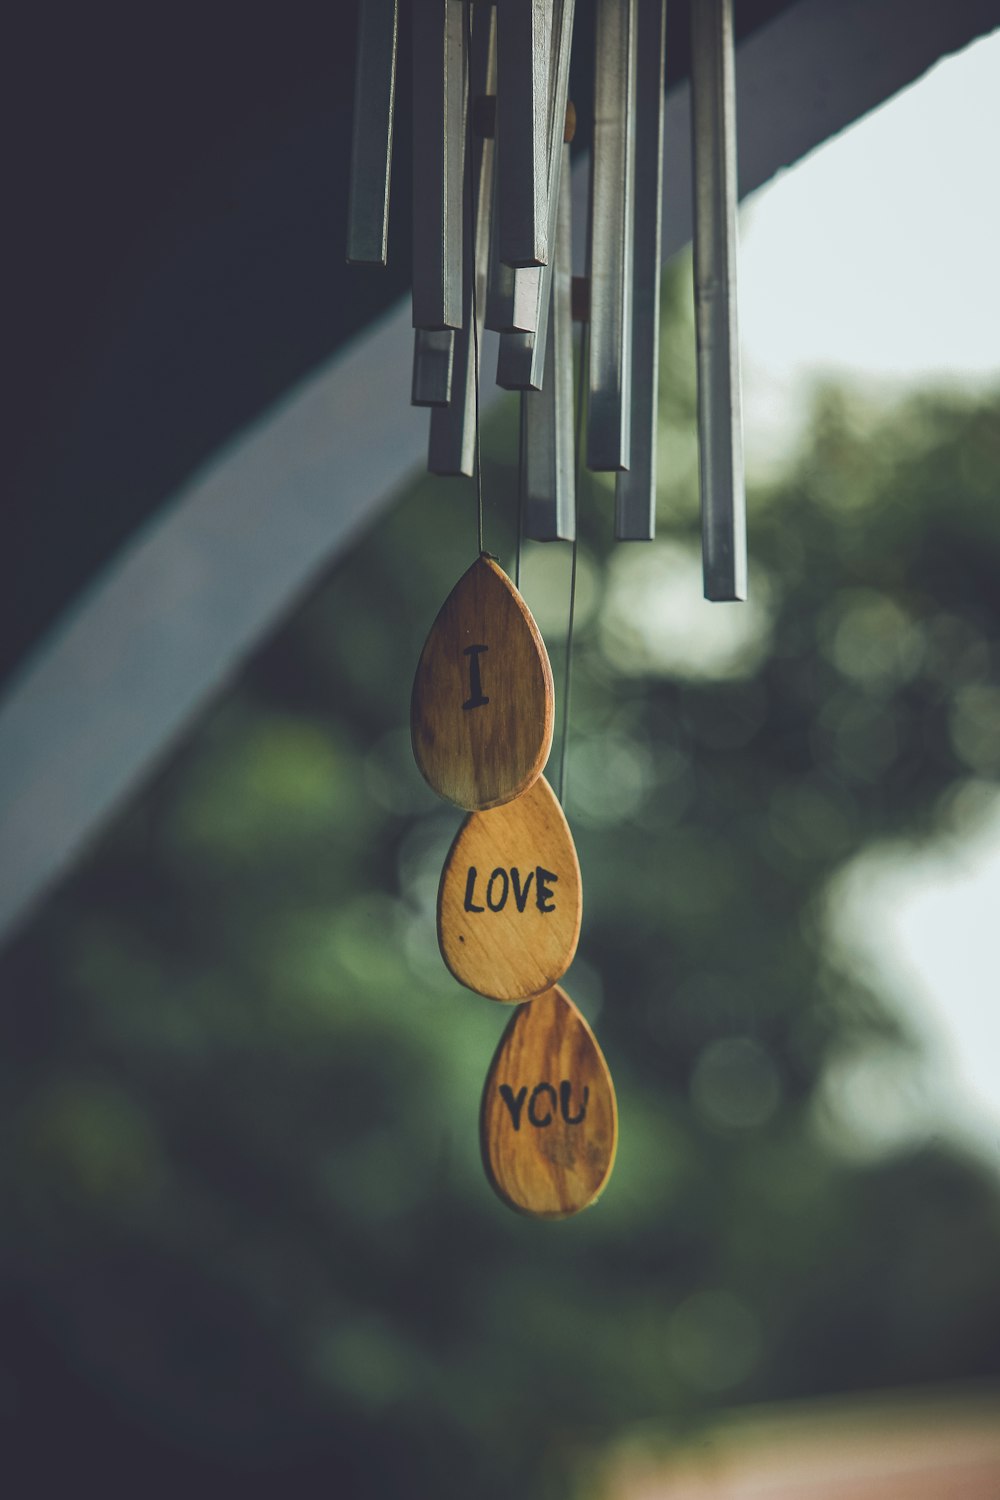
[438,775,581,1002]
[411,555,554,810]
[481,986,617,1219]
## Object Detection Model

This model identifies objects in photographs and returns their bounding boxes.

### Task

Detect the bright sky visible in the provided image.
[831,808,1000,1168]
[739,26,1000,467]
[737,28,1000,1167]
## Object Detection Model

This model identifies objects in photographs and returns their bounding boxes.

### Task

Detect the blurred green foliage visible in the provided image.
[2,265,1000,1496]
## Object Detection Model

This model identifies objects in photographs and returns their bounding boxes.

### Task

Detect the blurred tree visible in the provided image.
[2,263,999,1497]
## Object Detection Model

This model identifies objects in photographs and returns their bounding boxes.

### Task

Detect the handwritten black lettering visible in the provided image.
[528,1083,557,1128]
[500,1080,589,1129]
[499,1084,528,1131]
[535,867,558,913]
[486,868,509,911]
[462,645,490,710]
[559,1080,589,1125]
[463,867,484,913]
[463,865,556,915]
[510,867,535,912]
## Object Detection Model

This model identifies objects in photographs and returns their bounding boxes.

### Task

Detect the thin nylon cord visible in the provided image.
[515,395,526,589]
[471,256,485,556]
[558,320,589,806]
[466,0,485,557]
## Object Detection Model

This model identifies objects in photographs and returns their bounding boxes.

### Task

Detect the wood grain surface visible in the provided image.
[480,986,617,1219]
[410,555,554,810]
[438,775,581,1001]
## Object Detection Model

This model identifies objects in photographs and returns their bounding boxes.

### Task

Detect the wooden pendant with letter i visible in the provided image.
[410,556,554,811]
[437,775,581,1002]
[481,986,618,1220]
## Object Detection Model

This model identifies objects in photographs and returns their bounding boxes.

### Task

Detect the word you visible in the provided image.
[498,1081,590,1130]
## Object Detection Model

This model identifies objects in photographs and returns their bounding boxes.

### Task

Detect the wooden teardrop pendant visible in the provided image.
[481,986,618,1219]
[438,775,581,1001]
[411,556,554,810]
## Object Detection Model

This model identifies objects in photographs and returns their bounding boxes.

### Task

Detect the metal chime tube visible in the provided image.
[615,0,666,539]
[587,0,637,470]
[496,0,577,391]
[486,260,539,333]
[412,0,467,330]
[523,142,575,541]
[428,4,496,475]
[412,329,456,406]
[346,0,399,265]
[486,176,540,333]
[481,92,539,333]
[496,0,551,268]
[690,0,747,600]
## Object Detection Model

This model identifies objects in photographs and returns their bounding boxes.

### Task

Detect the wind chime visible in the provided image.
[347,0,745,1218]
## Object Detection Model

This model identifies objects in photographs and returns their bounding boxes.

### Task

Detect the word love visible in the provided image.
[411,556,553,809]
[463,864,557,915]
[438,777,581,1001]
[481,987,618,1219]
[498,1080,589,1130]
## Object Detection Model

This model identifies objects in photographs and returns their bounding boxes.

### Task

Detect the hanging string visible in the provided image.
[558,320,589,806]
[466,0,485,558]
[515,396,526,589]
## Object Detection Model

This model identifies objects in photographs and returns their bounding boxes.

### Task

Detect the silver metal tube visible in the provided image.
[429,5,496,474]
[690,0,747,600]
[346,0,399,266]
[523,144,575,540]
[412,329,455,406]
[496,0,551,268]
[486,215,540,332]
[412,0,466,329]
[486,261,539,333]
[586,0,637,469]
[486,150,540,332]
[495,284,546,390]
[496,0,577,390]
[615,0,666,538]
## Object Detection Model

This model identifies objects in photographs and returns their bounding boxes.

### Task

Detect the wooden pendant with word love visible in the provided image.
[438,775,581,1001]
[480,986,617,1219]
[411,555,554,810]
